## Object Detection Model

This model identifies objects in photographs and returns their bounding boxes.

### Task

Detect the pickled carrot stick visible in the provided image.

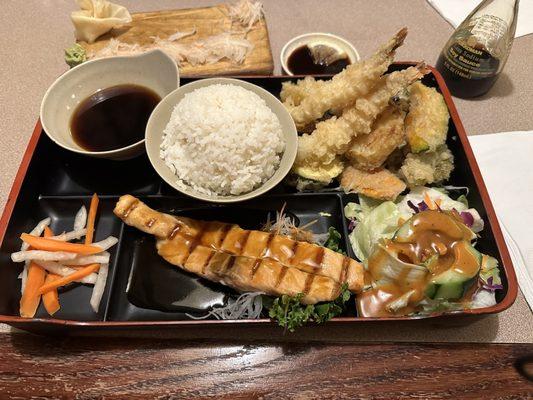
[42,227,60,316]
[38,264,100,295]
[85,194,99,245]
[20,234,101,255]
[19,261,46,318]
[42,274,61,315]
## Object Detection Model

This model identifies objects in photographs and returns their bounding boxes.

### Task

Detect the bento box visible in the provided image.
[0,64,517,335]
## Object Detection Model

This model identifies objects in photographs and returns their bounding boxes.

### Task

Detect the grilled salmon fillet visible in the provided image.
[114,195,364,304]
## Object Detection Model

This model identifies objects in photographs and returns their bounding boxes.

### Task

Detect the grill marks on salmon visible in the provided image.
[114,195,364,304]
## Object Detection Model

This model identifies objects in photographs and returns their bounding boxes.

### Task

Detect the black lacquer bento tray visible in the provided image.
[0,64,518,334]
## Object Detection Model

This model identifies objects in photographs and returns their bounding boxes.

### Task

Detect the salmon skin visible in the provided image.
[114,195,364,304]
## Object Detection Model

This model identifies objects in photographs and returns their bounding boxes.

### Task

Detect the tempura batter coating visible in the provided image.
[280,76,319,105]
[292,155,345,184]
[346,107,406,170]
[399,144,454,187]
[282,28,408,130]
[340,166,407,201]
[295,65,426,169]
[405,82,449,153]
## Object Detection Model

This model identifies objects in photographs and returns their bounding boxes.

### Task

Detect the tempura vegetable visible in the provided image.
[405,82,449,153]
[399,144,454,186]
[346,106,406,170]
[292,156,345,185]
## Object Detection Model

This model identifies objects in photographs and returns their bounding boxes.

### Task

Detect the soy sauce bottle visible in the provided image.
[436,0,519,98]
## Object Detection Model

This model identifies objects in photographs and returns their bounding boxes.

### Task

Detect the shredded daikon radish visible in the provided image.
[74,205,87,231]
[90,263,109,312]
[186,292,263,320]
[36,261,97,284]
[11,250,78,263]
[227,0,264,31]
[93,236,118,251]
[21,217,51,251]
[89,32,253,66]
[167,28,196,42]
[66,252,110,266]
[191,33,253,65]
[89,38,144,59]
[262,205,319,244]
[50,229,87,242]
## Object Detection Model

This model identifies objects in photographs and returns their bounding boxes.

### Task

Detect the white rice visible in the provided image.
[160,84,285,196]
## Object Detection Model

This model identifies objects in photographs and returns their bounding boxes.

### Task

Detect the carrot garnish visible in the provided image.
[85,193,99,245]
[42,227,60,316]
[42,274,61,315]
[20,233,101,254]
[38,263,100,295]
[19,261,46,318]
[424,192,436,210]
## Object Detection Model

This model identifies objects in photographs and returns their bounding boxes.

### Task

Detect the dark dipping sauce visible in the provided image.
[287,45,350,75]
[70,84,160,152]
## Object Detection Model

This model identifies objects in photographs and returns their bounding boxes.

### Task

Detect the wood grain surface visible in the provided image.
[81,5,274,77]
[0,334,531,399]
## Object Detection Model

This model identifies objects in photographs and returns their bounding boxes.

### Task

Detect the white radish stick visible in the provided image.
[21,217,51,251]
[19,217,51,293]
[92,236,118,251]
[74,205,87,231]
[35,261,98,284]
[65,253,110,266]
[11,250,78,263]
[50,229,87,242]
[90,263,109,313]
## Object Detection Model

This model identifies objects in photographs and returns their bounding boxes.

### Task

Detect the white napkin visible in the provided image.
[428,0,533,38]
[468,131,533,311]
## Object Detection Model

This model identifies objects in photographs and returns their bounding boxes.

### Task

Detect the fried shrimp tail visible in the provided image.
[282,28,408,130]
[295,64,426,168]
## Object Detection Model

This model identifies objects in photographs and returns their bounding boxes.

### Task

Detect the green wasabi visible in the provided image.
[65,43,87,68]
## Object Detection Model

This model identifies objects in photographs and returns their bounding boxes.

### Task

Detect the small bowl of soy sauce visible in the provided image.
[281,33,360,76]
[40,49,179,160]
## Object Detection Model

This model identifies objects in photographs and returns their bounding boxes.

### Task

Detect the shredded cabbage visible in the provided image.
[345,186,487,262]
[346,200,402,262]
[397,186,468,215]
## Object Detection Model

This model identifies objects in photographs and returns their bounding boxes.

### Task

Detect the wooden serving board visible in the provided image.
[80,4,274,77]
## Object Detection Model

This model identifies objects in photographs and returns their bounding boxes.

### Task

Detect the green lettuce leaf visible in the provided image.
[347,201,401,262]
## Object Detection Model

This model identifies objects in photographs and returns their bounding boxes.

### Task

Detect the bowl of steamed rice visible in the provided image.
[145,78,297,202]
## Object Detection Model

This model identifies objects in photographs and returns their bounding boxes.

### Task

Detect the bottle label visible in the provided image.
[440,41,500,80]
[469,14,509,55]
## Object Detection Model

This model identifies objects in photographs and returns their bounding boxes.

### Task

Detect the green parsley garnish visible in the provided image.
[268,284,351,332]
[324,226,347,255]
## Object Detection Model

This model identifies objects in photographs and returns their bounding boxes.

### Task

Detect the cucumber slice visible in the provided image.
[427,242,481,300]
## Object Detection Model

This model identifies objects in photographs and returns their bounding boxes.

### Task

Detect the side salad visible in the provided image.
[345,186,502,316]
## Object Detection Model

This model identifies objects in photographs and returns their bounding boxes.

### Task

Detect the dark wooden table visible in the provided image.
[1,334,531,399]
